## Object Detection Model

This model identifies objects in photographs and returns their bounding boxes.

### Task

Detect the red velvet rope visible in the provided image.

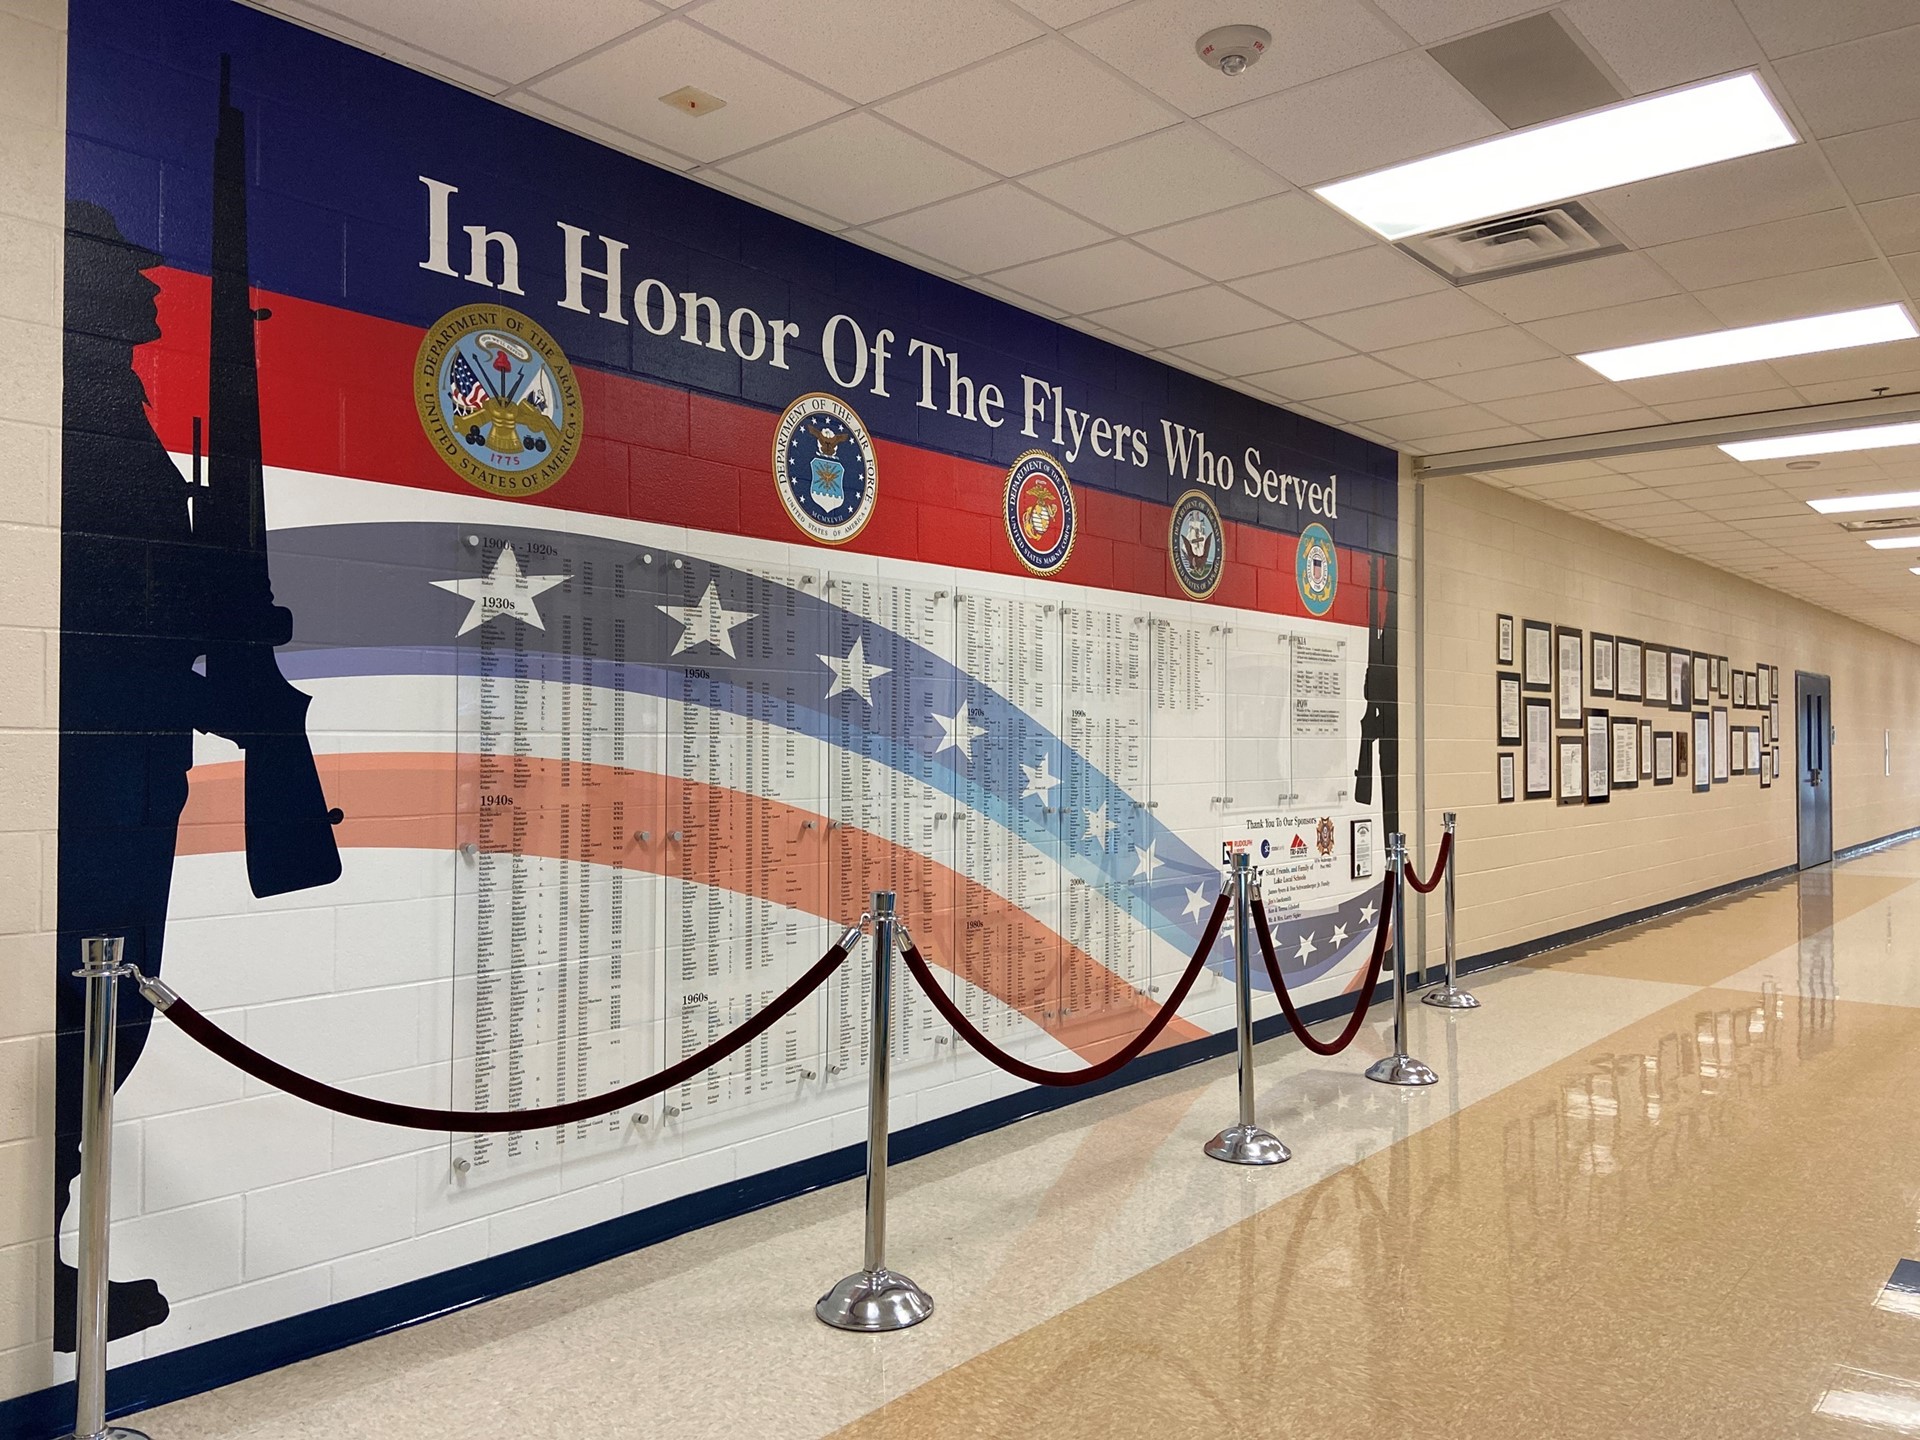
[153,939,852,1132]
[1401,829,1454,894]
[898,890,1230,1087]
[1250,872,1395,1057]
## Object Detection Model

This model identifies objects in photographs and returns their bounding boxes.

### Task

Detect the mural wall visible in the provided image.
[45,0,1398,1386]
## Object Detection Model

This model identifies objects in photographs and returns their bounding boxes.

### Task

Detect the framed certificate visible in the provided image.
[1497,613,1515,666]
[1645,645,1668,705]
[1773,742,1781,779]
[1611,714,1639,788]
[1669,648,1690,712]
[1523,619,1552,692]
[1616,637,1643,701]
[1713,706,1730,783]
[1771,699,1780,734]
[1557,625,1585,726]
[1591,633,1615,696]
[1586,709,1610,803]
[1677,727,1690,778]
[1498,671,1522,745]
[1525,696,1552,799]
[1654,730,1675,785]
[1692,652,1709,704]
[1498,750,1516,803]
[1758,665,1771,706]
[1760,747,1773,787]
[1639,717,1654,779]
[1351,819,1375,878]
[1732,724,1748,776]
[1715,656,1729,696]
[1692,712,1711,792]
[1558,734,1586,806]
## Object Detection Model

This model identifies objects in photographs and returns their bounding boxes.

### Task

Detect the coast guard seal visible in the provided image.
[416,305,580,497]
[1296,522,1337,616]
[1004,450,1076,575]
[1168,489,1224,600]
[773,392,877,545]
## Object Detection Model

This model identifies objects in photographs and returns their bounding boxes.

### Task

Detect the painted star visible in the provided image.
[1083,802,1117,851]
[658,581,755,658]
[1330,923,1349,947]
[1020,753,1061,804]
[1359,901,1378,926]
[932,701,986,760]
[1132,841,1162,880]
[1295,931,1318,962]
[1182,885,1208,921]
[819,635,890,706]
[431,545,567,636]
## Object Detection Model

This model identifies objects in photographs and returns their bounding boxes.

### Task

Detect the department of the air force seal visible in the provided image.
[1296,522,1337,616]
[1168,489,1225,600]
[416,305,580,497]
[773,392,877,545]
[1004,450,1076,575]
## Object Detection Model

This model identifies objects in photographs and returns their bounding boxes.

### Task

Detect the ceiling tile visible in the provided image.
[1466,252,1679,324]
[1783,367,1920,404]
[315,0,658,87]
[1524,293,1720,353]
[1069,0,1407,117]
[1398,425,1538,453]
[1730,0,1918,57]
[1769,335,1920,384]
[1244,353,1413,401]
[965,276,1066,317]
[1593,146,1851,248]
[1311,381,1463,422]
[1438,356,1606,401]
[1010,0,1127,23]
[717,113,992,225]
[1655,387,1804,419]
[1772,25,1920,138]
[1485,384,1644,424]
[1202,50,1499,187]
[693,171,846,232]
[1087,285,1283,348]
[878,38,1177,174]
[1376,324,1558,378]
[1690,259,1907,327]
[264,0,511,92]
[1368,0,1551,45]
[988,240,1197,312]
[1526,407,1664,438]
[1893,251,1920,296]
[1168,323,1352,374]
[1824,120,1920,206]
[1023,125,1282,233]
[1562,0,1762,94]
[1142,192,1372,280]
[1225,244,1446,320]
[529,19,847,163]
[1646,210,1879,294]
[1368,404,1509,441]
[695,0,1041,104]
[508,94,697,169]
[1614,363,1788,404]
[866,184,1106,275]
[1310,289,1506,351]
[1861,194,1920,256]
[844,230,965,278]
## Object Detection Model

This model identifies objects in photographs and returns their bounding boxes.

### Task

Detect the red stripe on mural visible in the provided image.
[134,268,1373,626]
[174,751,1207,1062]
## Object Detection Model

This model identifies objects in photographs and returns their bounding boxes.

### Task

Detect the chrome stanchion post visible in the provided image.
[1423,811,1479,1010]
[1366,836,1438,1087]
[61,936,149,1440]
[816,891,934,1331]
[1205,852,1290,1165]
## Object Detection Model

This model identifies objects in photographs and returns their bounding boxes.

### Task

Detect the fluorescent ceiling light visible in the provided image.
[1805,488,1920,514]
[1578,305,1917,382]
[1729,423,1920,463]
[1313,73,1796,241]
[1865,535,1920,549]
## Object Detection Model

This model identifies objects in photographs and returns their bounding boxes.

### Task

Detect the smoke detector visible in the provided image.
[1196,25,1270,76]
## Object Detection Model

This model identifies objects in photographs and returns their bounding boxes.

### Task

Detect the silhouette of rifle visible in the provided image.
[196,56,342,897]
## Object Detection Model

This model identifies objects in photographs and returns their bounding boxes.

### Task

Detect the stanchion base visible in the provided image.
[1421,985,1480,1010]
[1204,1123,1291,1166]
[1365,1053,1439,1086]
[815,1267,934,1332]
[59,1429,150,1440]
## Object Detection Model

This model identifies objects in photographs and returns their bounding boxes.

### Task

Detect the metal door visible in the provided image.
[1795,670,1832,870]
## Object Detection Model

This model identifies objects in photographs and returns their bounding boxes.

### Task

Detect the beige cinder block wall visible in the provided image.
[0,0,68,1406]
[1402,469,1920,968]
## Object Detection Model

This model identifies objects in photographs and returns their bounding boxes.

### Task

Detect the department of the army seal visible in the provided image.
[1003,450,1076,576]
[1168,489,1225,600]
[415,305,581,498]
[773,392,878,545]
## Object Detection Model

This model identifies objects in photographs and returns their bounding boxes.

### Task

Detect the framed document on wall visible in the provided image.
[1693,652,1709,704]
[1654,730,1675,785]
[1692,712,1711,792]
[1586,709,1610,803]
[1639,717,1654,778]
[1498,672,1522,745]
[1761,747,1773,787]
[1558,734,1586,806]
[1497,613,1515,665]
[1523,619,1552,691]
[1645,645,1669,705]
[1713,705,1730,783]
[1498,751,1516,803]
[1758,666,1771,706]
[1611,714,1639,788]
[1715,656,1729,696]
[1592,633,1615,696]
[1557,626,1584,726]
[1525,696,1552,798]
[1617,637,1643,701]
[1669,648,1690,711]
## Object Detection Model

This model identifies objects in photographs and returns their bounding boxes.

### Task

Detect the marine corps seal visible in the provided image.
[1003,450,1076,575]
[416,305,580,498]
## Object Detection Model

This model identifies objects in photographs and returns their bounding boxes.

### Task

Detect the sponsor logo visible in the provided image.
[1260,838,1272,858]
[1169,489,1225,600]
[1289,834,1308,858]
[1003,450,1076,575]
[772,392,878,545]
[1315,816,1335,857]
[416,305,581,497]
[1296,522,1337,616]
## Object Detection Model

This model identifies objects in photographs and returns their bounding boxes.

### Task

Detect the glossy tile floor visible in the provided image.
[133,846,1920,1439]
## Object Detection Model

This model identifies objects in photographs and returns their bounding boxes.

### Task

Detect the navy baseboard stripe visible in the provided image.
[9,828,1916,1438]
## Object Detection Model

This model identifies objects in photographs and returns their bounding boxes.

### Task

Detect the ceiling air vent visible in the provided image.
[1397,201,1625,285]
[1838,516,1920,532]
